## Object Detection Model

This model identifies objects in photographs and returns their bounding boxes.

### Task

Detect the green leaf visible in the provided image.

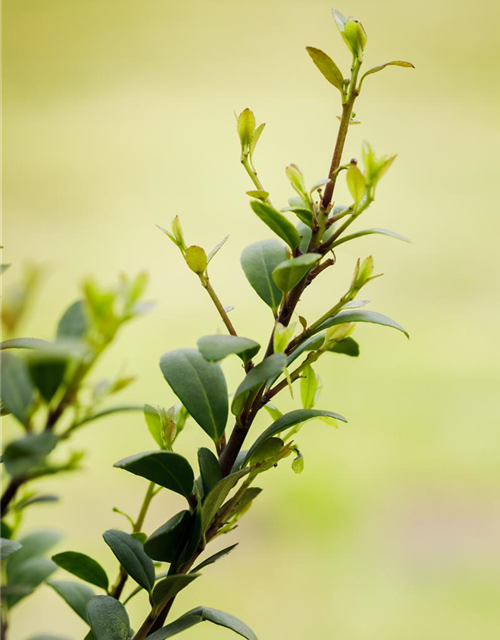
[185,246,208,274]
[236,108,256,151]
[300,365,319,409]
[52,552,109,591]
[331,227,412,247]
[56,300,89,341]
[0,352,35,426]
[198,448,222,495]
[207,235,229,263]
[3,432,60,477]
[329,337,360,357]
[6,557,57,607]
[103,530,155,592]
[231,353,286,415]
[28,353,68,403]
[201,469,248,533]
[86,596,130,640]
[248,437,284,466]
[317,310,409,338]
[281,206,313,227]
[249,201,300,250]
[146,606,258,640]
[0,538,22,559]
[346,163,366,205]
[241,409,347,467]
[6,529,62,578]
[144,511,192,563]
[151,573,200,610]
[47,579,95,622]
[114,451,194,499]
[0,263,11,274]
[160,349,228,442]
[240,240,287,313]
[143,404,165,449]
[0,338,53,351]
[264,403,283,421]
[360,60,415,85]
[191,543,238,573]
[246,190,269,201]
[272,254,321,292]
[197,335,260,363]
[306,46,344,92]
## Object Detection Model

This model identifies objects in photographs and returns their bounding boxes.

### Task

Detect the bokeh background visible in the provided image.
[2,0,500,638]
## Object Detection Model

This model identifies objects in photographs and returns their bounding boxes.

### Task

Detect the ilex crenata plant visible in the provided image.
[0,9,414,640]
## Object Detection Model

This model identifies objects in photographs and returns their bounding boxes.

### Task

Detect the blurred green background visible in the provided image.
[2,0,499,638]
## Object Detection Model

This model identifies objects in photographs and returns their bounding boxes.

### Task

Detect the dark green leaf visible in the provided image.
[197,335,260,363]
[198,448,222,495]
[306,46,344,91]
[6,529,62,578]
[0,338,53,351]
[3,432,59,477]
[0,352,35,426]
[329,337,360,356]
[190,543,238,573]
[160,349,228,442]
[332,227,411,247]
[6,557,57,607]
[317,310,409,338]
[241,409,348,467]
[281,206,313,226]
[178,507,202,564]
[114,451,194,500]
[240,240,287,313]
[272,254,321,292]
[56,300,89,341]
[28,354,68,403]
[249,201,300,250]
[52,552,109,590]
[201,469,248,533]
[151,573,199,610]
[86,596,130,640]
[144,511,192,563]
[0,538,22,559]
[232,353,286,415]
[103,530,155,592]
[47,579,95,622]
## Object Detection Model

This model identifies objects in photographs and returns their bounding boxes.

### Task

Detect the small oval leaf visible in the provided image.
[86,596,130,640]
[240,240,287,313]
[249,201,300,250]
[52,551,109,590]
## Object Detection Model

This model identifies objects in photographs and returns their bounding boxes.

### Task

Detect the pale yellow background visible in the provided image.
[2,1,499,639]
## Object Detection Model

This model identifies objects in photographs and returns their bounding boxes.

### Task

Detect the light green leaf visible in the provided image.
[198,447,222,496]
[207,235,229,263]
[240,240,287,313]
[231,353,286,415]
[114,451,194,499]
[190,543,238,573]
[160,349,228,442]
[52,552,109,591]
[249,201,300,250]
[0,352,35,427]
[332,227,411,247]
[300,365,319,409]
[272,254,321,292]
[263,403,283,421]
[144,511,192,563]
[143,404,165,449]
[185,246,207,275]
[197,335,260,363]
[346,163,366,205]
[236,108,256,151]
[86,596,130,640]
[103,530,155,592]
[47,579,95,622]
[201,470,249,533]
[0,538,22,559]
[151,573,199,610]
[360,60,415,86]
[317,310,409,338]
[56,300,89,341]
[241,409,347,467]
[306,46,344,92]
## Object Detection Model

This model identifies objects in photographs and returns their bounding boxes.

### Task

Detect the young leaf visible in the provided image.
[346,163,366,205]
[300,365,319,409]
[151,574,200,610]
[240,240,287,313]
[47,579,95,622]
[331,227,411,247]
[246,190,269,201]
[86,596,130,640]
[317,309,409,338]
[52,552,109,591]
[197,335,260,363]
[160,349,228,442]
[144,511,192,563]
[249,201,301,250]
[264,403,283,421]
[207,235,229,263]
[190,543,238,573]
[114,451,194,499]
[103,530,155,592]
[241,409,348,467]
[143,404,165,449]
[185,246,208,275]
[0,539,22,560]
[231,353,286,415]
[0,352,35,427]
[360,60,415,86]
[198,448,222,495]
[306,46,344,92]
[237,108,256,153]
[201,470,249,534]
[272,253,321,292]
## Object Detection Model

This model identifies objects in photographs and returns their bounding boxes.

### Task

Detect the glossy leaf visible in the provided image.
[240,240,287,313]
[0,538,22,559]
[317,310,409,338]
[56,300,89,341]
[331,227,411,247]
[151,573,200,609]
[272,254,321,292]
[241,409,347,467]
[144,511,192,563]
[114,451,194,499]
[52,551,109,590]
[103,530,155,592]
[201,470,248,533]
[160,349,228,442]
[329,337,360,357]
[306,46,344,92]
[87,596,130,640]
[232,353,286,415]
[3,432,60,477]
[191,543,238,573]
[198,448,222,495]
[249,201,300,250]
[198,335,260,363]
[47,579,95,622]
[0,352,35,426]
